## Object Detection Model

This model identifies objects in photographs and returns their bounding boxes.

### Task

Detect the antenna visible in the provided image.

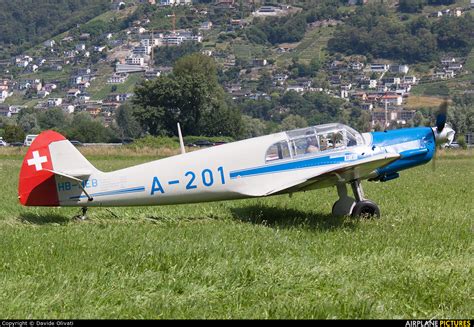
[177,122,186,154]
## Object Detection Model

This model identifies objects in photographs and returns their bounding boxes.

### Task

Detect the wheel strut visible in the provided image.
[74,207,88,221]
[350,179,365,202]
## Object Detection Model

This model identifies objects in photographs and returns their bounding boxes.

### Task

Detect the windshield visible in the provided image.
[265,124,364,163]
[286,124,363,156]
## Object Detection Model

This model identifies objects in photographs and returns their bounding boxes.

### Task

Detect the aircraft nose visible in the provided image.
[432,126,455,147]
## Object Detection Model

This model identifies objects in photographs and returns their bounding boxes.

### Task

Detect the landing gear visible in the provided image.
[332,180,380,218]
[331,184,355,216]
[73,207,88,221]
[351,200,380,218]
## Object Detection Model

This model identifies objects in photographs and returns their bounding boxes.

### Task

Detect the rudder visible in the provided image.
[18,130,99,206]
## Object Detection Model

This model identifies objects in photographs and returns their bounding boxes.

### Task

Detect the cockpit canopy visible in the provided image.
[265,124,364,163]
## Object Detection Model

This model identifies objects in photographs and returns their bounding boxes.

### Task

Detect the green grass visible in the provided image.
[21,67,72,83]
[276,26,335,67]
[88,66,144,100]
[232,42,267,61]
[411,47,474,97]
[0,150,472,319]
[465,48,474,72]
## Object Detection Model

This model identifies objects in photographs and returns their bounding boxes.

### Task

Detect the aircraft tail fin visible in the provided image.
[18,130,99,206]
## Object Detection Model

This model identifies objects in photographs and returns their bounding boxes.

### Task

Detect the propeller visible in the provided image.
[431,99,455,170]
[435,100,447,133]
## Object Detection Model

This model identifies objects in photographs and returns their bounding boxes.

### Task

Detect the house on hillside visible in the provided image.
[47,98,63,107]
[441,57,456,65]
[390,64,409,74]
[43,40,56,48]
[380,94,403,106]
[108,73,129,84]
[67,89,81,98]
[369,63,390,72]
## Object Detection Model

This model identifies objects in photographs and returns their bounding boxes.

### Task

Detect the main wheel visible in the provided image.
[332,197,355,217]
[351,200,380,219]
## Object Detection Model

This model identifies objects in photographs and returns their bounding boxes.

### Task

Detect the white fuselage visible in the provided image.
[56,132,376,207]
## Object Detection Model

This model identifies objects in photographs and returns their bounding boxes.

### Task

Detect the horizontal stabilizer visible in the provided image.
[44,169,91,181]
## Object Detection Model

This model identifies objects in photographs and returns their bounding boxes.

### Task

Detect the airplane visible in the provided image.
[18,106,454,220]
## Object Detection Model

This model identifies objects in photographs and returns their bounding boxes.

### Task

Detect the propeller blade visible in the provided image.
[435,100,448,132]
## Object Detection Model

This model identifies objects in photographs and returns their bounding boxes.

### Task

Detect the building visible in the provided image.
[380,94,403,106]
[126,56,145,66]
[108,73,129,84]
[0,105,12,117]
[75,44,86,51]
[390,64,409,74]
[253,6,284,16]
[160,0,191,5]
[441,57,456,65]
[43,40,56,48]
[398,110,416,123]
[0,90,11,103]
[133,46,151,55]
[200,21,213,30]
[47,98,63,107]
[116,63,147,74]
[116,55,146,73]
[252,59,267,67]
[403,76,417,85]
[369,63,390,73]
[67,89,81,98]
[145,69,161,79]
[382,77,401,86]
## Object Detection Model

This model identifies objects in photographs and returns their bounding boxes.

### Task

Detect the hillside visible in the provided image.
[0,0,110,58]
[0,0,472,144]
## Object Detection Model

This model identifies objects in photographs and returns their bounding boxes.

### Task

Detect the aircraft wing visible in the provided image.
[262,152,400,196]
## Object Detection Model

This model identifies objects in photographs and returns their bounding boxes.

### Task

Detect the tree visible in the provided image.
[241,115,267,138]
[257,72,273,93]
[133,54,242,138]
[37,108,66,130]
[133,76,181,136]
[3,125,25,143]
[66,112,116,143]
[280,114,308,131]
[17,113,39,133]
[399,0,425,13]
[115,103,141,139]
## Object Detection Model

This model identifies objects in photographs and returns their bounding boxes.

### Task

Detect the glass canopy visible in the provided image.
[265,124,364,163]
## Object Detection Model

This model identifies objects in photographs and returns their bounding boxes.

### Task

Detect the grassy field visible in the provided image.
[0,148,472,319]
[276,26,335,67]
[404,95,446,109]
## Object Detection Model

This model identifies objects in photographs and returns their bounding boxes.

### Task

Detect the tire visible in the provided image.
[351,200,380,219]
[331,197,355,217]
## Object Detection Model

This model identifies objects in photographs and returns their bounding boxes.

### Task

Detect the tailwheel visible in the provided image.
[73,207,88,221]
[351,200,380,219]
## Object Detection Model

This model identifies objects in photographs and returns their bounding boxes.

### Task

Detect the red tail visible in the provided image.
[18,130,66,206]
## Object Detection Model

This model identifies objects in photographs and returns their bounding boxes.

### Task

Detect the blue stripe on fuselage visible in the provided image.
[229,153,352,179]
[69,186,146,200]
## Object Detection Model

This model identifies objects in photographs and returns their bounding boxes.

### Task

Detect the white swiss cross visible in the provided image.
[27,150,48,171]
